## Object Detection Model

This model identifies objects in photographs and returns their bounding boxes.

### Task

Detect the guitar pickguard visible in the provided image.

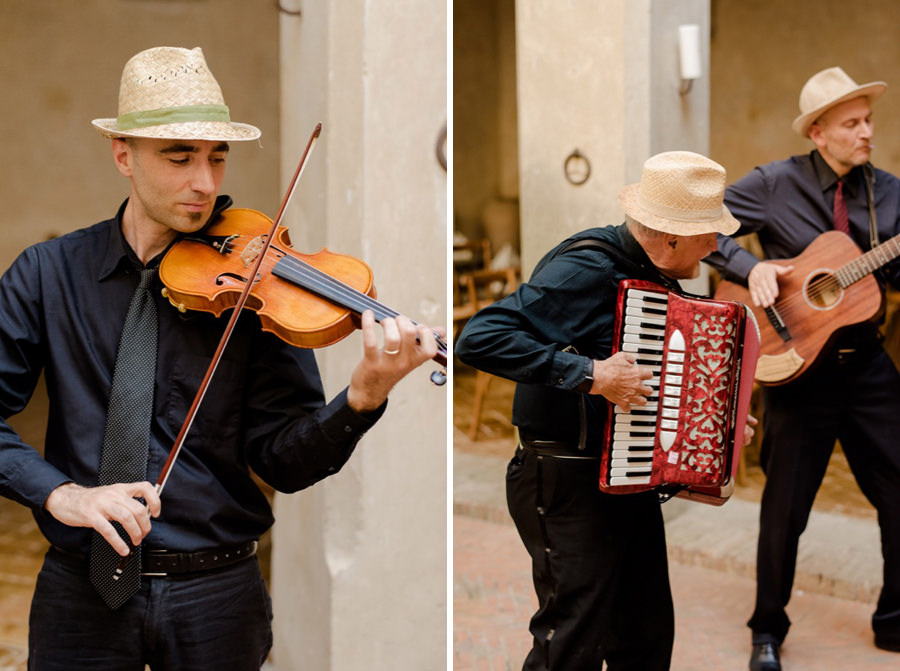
[755,349,805,384]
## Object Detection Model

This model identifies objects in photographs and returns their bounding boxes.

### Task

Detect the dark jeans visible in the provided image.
[28,547,273,671]
[749,347,900,648]
[507,447,674,671]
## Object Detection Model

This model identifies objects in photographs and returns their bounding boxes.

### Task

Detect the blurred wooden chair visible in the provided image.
[453,238,492,273]
[453,267,519,440]
[453,238,491,337]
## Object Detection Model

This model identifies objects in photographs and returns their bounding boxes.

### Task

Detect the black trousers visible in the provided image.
[506,446,674,671]
[28,547,272,670]
[749,347,900,648]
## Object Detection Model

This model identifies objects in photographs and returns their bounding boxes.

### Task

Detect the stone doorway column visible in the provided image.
[515,0,710,286]
[270,3,447,670]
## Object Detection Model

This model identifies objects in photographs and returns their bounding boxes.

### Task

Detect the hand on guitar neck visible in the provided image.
[747,261,795,307]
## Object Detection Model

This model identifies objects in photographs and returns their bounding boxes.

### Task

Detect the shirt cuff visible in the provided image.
[7,459,73,511]
[727,248,761,283]
[549,350,594,392]
[318,387,387,445]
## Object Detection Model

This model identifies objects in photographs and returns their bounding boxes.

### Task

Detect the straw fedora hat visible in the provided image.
[791,66,886,137]
[617,151,739,236]
[92,46,261,141]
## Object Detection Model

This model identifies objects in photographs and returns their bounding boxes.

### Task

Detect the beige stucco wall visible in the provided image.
[453,0,509,240]
[272,2,447,670]
[513,0,710,274]
[0,0,280,271]
[710,0,900,185]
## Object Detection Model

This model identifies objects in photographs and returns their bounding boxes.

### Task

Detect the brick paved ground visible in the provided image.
[454,514,900,671]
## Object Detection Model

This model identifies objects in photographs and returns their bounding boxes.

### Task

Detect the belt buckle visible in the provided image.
[142,550,171,577]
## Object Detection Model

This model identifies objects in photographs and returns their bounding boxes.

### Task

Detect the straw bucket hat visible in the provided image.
[92,46,261,141]
[617,151,739,236]
[792,66,886,137]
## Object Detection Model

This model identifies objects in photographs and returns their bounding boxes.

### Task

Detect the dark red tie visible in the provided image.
[834,180,850,235]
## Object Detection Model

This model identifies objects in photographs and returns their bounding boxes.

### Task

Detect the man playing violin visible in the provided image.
[0,46,440,670]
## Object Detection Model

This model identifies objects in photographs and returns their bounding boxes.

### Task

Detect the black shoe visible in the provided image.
[875,634,900,652]
[749,642,781,671]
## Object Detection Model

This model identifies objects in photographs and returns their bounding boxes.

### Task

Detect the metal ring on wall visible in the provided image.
[564,149,591,186]
[277,0,302,16]
[436,123,447,172]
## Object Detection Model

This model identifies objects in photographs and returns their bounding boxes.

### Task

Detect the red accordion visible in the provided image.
[599,280,760,505]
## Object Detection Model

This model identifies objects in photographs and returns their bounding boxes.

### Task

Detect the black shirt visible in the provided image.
[0,196,383,552]
[706,150,900,290]
[455,224,677,452]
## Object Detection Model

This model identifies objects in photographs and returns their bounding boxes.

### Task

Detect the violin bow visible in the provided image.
[114,124,321,580]
[157,123,321,496]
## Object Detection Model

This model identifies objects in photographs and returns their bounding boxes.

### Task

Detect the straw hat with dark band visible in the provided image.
[618,151,739,236]
[792,66,886,137]
[92,46,261,142]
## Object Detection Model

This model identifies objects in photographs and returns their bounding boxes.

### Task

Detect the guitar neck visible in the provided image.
[836,233,900,287]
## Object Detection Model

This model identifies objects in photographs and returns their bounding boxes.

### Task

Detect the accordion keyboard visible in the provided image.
[610,288,679,486]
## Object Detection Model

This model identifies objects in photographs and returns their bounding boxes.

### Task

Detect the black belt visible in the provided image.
[142,541,258,576]
[518,438,599,460]
[51,540,258,577]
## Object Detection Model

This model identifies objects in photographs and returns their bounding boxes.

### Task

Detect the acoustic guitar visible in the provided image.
[712,230,900,385]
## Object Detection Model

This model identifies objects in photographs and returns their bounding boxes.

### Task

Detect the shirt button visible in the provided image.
[557,378,565,386]
[344,425,353,433]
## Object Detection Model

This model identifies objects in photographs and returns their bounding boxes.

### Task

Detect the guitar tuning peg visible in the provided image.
[430,369,447,386]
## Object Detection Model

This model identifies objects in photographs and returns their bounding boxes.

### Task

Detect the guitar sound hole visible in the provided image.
[804,271,843,310]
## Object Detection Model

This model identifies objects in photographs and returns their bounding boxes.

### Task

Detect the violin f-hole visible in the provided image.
[215,271,260,286]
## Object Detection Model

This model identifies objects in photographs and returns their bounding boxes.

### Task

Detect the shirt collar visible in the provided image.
[97,195,234,282]
[617,222,647,262]
[811,149,861,198]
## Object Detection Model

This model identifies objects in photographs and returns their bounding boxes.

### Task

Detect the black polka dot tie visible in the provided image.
[89,267,158,610]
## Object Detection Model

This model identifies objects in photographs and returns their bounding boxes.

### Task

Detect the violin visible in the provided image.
[158,206,448,369]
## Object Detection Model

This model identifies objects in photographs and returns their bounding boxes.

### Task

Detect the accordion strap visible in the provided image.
[557,237,685,293]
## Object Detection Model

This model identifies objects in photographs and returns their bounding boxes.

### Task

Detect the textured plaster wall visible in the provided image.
[0,0,280,271]
[513,0,709,274]
[710,0,900,185]
[273,2,447,670]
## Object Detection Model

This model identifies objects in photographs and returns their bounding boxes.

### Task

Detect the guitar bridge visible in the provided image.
[764,305,792,342]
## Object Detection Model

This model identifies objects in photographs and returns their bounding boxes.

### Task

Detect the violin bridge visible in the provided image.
[242,235,267,267]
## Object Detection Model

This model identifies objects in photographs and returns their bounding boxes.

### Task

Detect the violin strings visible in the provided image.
[254,245,447,353]
[229,237,397,319]
[275,252,400,318]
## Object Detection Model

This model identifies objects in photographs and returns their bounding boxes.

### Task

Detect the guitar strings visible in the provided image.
[758,236,900,319]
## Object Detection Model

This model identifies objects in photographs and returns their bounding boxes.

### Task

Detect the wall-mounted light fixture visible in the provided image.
[678,24,702,95]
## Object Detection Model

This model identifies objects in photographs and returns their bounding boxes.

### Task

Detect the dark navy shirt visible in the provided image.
[455,224,678,452]
[706,150,900,291]
[0,196,383,553]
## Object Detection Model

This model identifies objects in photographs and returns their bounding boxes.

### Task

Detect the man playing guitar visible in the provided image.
[706,67,900,671]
